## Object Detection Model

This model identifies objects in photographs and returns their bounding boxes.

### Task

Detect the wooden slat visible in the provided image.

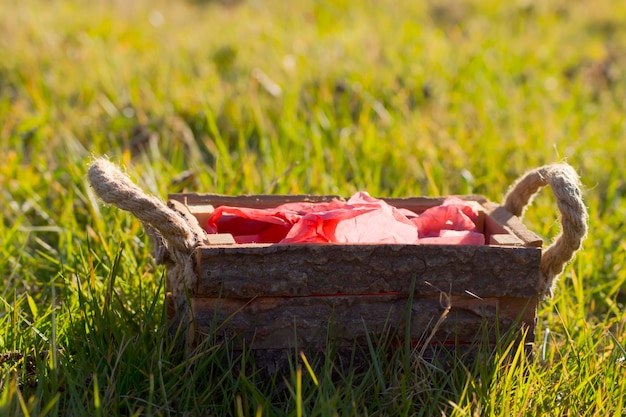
[206,233,236,245]
[194,244,541,298]
[169,193,345,209]
[489,234,525,246]
[183,203,215,230]
[191,294,537,349]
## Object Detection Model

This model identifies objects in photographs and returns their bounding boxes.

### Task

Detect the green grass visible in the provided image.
[1,0,626,415]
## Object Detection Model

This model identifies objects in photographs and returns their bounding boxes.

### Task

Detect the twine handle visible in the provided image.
[87,158,200,253]
[88,158,208,329]
[502,163,588,297]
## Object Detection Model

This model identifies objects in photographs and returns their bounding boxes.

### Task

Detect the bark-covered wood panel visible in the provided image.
[195,244,541,298]
[191,295,537,349]
[169,193,344,209]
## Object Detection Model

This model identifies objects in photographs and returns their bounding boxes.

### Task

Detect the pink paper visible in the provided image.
[281,192,418,244]
[205,193,484,245]
[411,198,479,238]
[418,229,485,245]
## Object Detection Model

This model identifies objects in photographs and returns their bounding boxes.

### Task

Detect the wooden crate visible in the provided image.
[168,193,543,351]
[88,160,588,358]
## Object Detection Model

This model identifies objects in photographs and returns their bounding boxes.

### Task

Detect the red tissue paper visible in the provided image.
[205,192,484,245]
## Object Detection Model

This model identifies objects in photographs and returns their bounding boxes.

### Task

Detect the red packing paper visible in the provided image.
[205,192,484,245]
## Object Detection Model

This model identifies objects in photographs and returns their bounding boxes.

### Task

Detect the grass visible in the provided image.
[1,0,626,414]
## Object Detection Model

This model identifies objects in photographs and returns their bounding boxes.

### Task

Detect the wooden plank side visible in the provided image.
[489,234,525,246]
[206,233,236,245]
[169,193,345,209]
[184,203,215,229]
[191,295,537,349]
[195,244,541,298]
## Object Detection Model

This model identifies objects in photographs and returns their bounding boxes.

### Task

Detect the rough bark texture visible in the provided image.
[169,193,345,209]
[195,244,541,298]
[191,294,537,349]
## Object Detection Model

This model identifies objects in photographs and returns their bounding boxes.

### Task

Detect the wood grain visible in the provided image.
[169,193,344,209]
[195,244,541,298]
[191,294,537,349]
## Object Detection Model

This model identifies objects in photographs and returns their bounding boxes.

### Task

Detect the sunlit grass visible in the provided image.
[1,0,626,415]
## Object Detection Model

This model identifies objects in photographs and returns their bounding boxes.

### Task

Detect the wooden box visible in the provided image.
[168,193,543,351]
[88,160,587,358]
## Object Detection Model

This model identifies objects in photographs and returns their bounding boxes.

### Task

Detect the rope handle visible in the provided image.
[502,163,588,297]
[88,158,205,253]
[88,158,209,321]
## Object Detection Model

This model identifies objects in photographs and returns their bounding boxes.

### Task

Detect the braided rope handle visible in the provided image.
[503,163,588,297]
[88,158,199,252]
[88,159,208,326]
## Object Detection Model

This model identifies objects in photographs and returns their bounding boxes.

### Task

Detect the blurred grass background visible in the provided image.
[1,0,625,415]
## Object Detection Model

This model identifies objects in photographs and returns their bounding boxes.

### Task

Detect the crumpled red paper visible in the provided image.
[205,192,484,245]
